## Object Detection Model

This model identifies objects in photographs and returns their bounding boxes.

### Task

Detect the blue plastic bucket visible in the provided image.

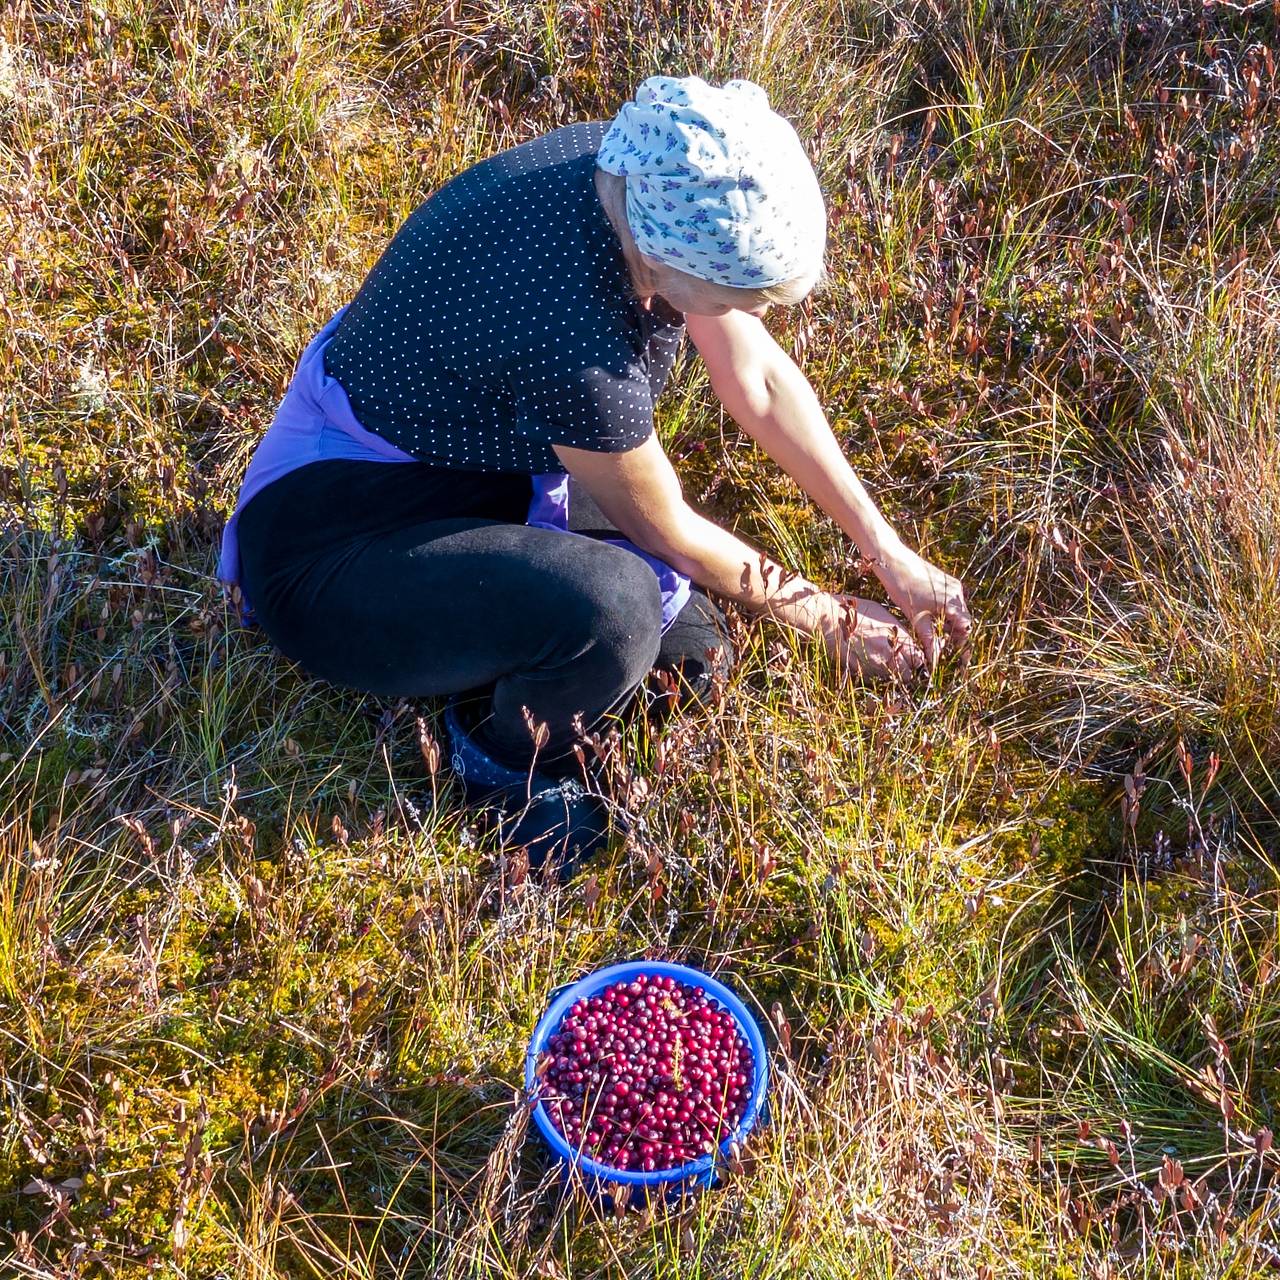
[524,960,769,1197]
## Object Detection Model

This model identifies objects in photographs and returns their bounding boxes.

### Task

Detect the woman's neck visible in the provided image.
[593,168,656,306]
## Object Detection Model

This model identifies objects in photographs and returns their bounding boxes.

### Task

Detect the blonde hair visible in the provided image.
[637,255,826,307]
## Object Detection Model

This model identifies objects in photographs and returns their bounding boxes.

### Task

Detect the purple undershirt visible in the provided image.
[218,308,691,629]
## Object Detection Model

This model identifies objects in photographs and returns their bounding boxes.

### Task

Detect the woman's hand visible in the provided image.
[548,439,943,685]
[779,590,926,682]
[874,545,971,666]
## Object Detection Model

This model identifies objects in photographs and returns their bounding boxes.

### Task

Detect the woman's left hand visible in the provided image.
[874,545,972,668]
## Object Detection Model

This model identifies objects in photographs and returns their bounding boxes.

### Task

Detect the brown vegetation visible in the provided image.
[3,0,1279,1274]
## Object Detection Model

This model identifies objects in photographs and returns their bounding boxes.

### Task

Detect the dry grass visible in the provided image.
[3,0,1280,1275]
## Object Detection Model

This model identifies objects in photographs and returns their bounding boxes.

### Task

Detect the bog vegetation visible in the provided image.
[3,0,1280,1275]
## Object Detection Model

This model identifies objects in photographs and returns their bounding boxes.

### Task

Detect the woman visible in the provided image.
[219,76,970,867]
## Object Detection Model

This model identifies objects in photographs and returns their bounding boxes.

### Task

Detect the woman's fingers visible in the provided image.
[877,549,973,663]
[896,633,929,682]
[944,589,973,649]
[830,595,926,682]
[912,586,972,667]
[910,610,942,669]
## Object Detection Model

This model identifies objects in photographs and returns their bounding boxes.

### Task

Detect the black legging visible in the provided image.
[236,459,731,768]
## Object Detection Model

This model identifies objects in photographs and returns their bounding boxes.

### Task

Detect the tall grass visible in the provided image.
[3,0,1280,1275]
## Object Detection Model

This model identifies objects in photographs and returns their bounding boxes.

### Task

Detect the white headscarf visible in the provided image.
[596,75,826,289]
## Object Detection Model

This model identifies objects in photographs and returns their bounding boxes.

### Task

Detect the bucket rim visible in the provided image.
[524,959,769,1187]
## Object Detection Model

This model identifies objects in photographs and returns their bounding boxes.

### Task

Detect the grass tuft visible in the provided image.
[3,0,1280,1274]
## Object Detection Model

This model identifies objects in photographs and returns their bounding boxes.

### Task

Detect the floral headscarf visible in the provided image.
[596,75,826,289]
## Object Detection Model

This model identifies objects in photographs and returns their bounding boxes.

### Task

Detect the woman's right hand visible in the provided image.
[788,590,926,682]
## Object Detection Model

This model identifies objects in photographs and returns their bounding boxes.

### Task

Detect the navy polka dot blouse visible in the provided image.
[324,121,687,474]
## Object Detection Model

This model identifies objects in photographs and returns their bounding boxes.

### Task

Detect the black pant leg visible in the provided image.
[646,588,734,717]
[237,464,664,766]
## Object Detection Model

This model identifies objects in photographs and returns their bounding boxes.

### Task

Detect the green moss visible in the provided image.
[7,0,1280,1271]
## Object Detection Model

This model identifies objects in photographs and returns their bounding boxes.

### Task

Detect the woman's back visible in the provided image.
[323,121,685,473]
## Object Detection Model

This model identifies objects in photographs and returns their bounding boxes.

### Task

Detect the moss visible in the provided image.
[7,0,1280,1271]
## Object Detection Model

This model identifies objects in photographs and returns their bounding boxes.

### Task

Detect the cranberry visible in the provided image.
[538,974,754,1173]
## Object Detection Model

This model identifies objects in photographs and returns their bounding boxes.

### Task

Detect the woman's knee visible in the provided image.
[571,543,665,688]
[488,542,664,755]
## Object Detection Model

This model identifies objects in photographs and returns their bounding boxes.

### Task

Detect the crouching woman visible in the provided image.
[218,75,971,867]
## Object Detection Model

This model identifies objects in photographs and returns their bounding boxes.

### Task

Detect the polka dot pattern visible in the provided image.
[323,121,687,473]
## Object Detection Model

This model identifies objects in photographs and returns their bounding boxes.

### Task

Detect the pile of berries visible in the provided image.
[538,973,753,1173]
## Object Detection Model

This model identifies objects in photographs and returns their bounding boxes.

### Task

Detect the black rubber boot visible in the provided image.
[443,699,615,872]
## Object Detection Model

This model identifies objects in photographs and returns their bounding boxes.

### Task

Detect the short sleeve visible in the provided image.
[512,348,656,454]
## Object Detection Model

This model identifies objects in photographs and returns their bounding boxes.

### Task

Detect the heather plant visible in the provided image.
[3,0,1279,1275]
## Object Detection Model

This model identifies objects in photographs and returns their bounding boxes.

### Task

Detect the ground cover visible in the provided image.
[3,0,1279,1274]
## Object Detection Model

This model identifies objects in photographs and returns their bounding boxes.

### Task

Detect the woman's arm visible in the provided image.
[553,437,924,680]
[685,309,971,662]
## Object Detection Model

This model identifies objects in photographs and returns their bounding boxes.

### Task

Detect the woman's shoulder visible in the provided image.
[435,120,609,210]
[395,120,613,278]
[493,120,610,176]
